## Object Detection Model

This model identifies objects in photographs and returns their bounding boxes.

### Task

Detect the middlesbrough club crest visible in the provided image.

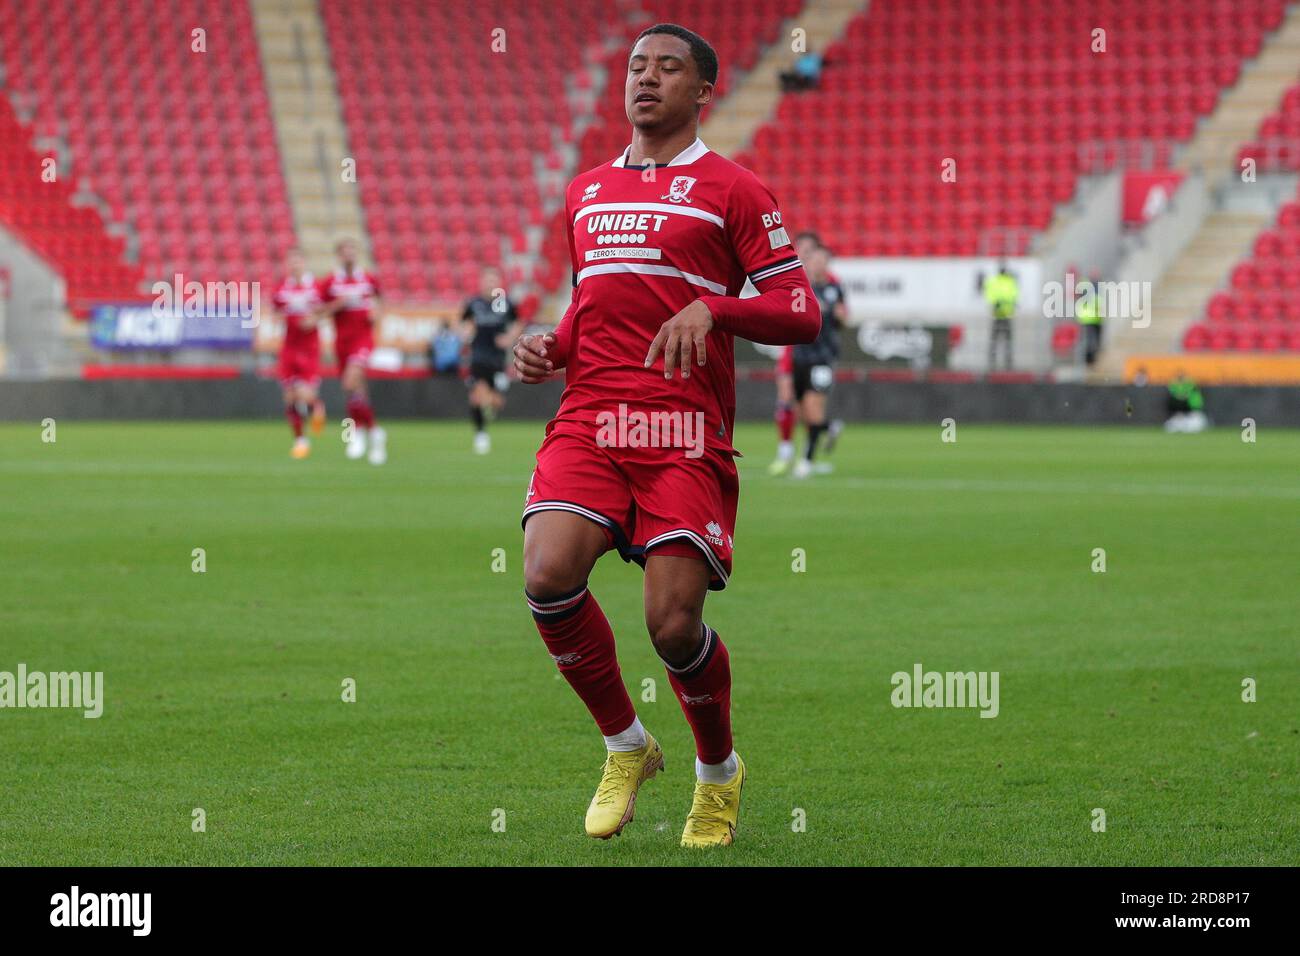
[662,175,697,203]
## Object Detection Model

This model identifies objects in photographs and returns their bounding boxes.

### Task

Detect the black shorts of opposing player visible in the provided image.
[792,360,835,400]
[468,359,507,392]
[792,279,842,399]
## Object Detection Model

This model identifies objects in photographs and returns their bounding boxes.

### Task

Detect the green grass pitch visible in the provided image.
[1,419,1296,866]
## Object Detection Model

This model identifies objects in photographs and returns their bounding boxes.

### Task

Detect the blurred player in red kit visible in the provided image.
[319,238,386,465]
[512,24,818,848]
[272,248,325,459]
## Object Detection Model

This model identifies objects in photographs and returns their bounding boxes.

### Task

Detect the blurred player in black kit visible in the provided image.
[461,265,522,454]
[792,245,846,478]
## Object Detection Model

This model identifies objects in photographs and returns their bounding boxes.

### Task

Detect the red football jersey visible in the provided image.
[319,268,380,341]
[553,138,808,456]
[272,273,321,357]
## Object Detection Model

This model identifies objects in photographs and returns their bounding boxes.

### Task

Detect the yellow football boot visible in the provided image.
[585,733,664,839]
[680,754,746,848]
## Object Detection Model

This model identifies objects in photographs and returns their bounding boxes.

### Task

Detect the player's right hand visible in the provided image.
[513,332,556,384]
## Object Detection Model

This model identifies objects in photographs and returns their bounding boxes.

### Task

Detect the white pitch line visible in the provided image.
[770,476,1300,500]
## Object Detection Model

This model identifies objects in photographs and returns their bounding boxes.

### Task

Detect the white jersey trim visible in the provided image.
[574,201,724,229]
[611,137,710,168]
[575,262,728,295]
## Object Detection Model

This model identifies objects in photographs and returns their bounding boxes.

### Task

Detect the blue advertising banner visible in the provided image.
[90,304,256,350]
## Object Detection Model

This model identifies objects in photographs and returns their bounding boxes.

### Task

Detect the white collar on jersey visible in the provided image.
[611,137,710,168]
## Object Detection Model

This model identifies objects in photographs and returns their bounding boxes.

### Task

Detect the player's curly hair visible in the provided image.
[633,23,718,85]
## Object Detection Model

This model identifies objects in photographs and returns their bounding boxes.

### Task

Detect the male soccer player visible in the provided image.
[512,24,818,848]
[319,239,386,464]
[769,230,823,475]
[792,245,847,478]
[461,265,522,454]
[272,248,325,459]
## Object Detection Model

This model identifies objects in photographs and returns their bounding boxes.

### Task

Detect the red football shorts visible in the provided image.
[522,424,739,591]
[336,332,373,371]
[278,349,320,388]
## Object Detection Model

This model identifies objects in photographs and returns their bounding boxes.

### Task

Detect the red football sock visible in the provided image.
[664,624,732,765]
[528,583,636,736]
[285,404,303,438]
[776,403,795,442]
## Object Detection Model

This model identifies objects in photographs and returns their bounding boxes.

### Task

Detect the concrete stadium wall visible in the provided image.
[0,223,69,377]
[2,376,1299,427]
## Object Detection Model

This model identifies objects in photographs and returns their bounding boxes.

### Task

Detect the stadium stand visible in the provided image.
[0,0,1295,372]
[319,0,618,302]
[1183,184,1300,352]
[0,95,140,311]
[1238,79,1300,172]
[733,0,1287,257]
[0,0,293,305]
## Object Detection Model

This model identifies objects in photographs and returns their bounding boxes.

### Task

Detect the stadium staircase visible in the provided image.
[1098,210,1272,370]
[1177,3,1300,181]
[250,0,370,272]
[699,0,868,161]
[1177,184,1300,353]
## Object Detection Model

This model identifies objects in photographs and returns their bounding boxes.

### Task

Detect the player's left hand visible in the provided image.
[644,300,713,380]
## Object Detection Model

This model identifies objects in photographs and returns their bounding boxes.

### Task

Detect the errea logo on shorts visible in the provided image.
[704,521,725,547]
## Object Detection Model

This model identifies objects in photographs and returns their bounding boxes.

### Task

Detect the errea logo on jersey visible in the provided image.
[582,182,602,202]
[662,175,697,204]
